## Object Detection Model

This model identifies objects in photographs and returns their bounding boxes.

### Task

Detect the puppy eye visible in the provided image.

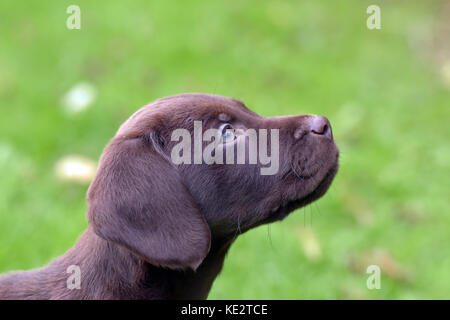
[219,123,236,143]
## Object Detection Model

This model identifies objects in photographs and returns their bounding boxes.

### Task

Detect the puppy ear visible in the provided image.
[87,133,211,270]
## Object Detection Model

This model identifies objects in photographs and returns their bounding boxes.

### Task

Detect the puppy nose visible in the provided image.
[309,116,332,140]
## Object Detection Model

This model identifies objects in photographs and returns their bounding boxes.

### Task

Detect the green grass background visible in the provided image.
[0,0,449,299]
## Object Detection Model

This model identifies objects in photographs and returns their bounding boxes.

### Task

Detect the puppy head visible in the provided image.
[87,93,338,270]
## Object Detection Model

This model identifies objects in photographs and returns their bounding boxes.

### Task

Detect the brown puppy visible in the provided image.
[0,93,338,299]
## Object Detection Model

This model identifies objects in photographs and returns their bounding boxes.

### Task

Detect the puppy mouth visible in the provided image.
[261,160,339,225]
[296,160,338,207]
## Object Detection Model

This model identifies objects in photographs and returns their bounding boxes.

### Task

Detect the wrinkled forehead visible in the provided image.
[116,93,261,137]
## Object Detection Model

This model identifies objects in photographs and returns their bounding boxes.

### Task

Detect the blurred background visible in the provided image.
[0,0,449,299]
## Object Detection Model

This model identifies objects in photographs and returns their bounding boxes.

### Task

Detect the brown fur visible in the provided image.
[0,93,338,299]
